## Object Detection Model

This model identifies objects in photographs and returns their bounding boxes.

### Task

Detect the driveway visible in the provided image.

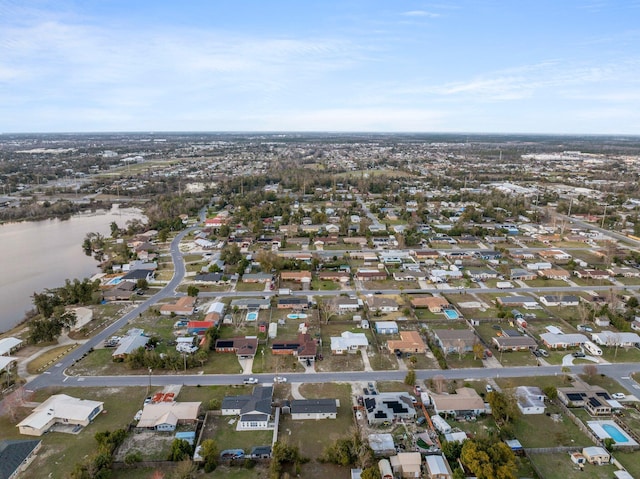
[561,354,602,366]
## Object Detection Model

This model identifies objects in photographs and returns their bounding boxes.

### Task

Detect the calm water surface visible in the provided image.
[0,206,145,333]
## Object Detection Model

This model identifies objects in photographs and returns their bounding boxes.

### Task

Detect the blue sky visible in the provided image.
[1,0,640,134]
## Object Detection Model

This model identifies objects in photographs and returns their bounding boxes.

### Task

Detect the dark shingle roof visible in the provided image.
[0,439,41,479]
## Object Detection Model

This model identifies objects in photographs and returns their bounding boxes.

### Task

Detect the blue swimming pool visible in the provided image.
[603,424,629,443]
[444,309,459,320]
[246,312,258,321]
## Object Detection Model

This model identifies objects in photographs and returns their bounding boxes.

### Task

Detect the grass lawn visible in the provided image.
[311,279,340,291]
[368,350,400,370]
[235,282,269,292]
[13,386,146,479]
[250,345,306,374]
[614,450,640,478]
[522,279,570,288]
[601,347,640,363]
[529,452,618,479]
[201,415,274,451]
[513,403,593,448]
[445,353,484,369]
[27,343,80,374]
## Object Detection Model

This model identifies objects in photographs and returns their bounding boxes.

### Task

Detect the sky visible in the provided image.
[1,0,640,134]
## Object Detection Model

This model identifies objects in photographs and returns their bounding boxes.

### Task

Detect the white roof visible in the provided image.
[17,394,103,430]
[331,331,368,350]
[0,356,17,371]
[206,302,226,315]
[375,321,398,329]
[540,332,588,346]
[592,331,640,345]
[0,337,23,356]
[368,433,395,452]
[112,335,149,357]
[444,431,468,443]
[425,455,449,476]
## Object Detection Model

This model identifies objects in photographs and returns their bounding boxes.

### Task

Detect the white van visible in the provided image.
[583,340,602,356]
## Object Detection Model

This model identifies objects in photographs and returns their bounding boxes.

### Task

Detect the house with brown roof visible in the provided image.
[410,296,450,313]
[214,337,259,358]
[429,388,486,416]
[365,296,399,313]
[160,296,196,316]
[355,269,387,281]
[271,333,317,362]
[318,271,351,283]
[280,271,312,283]
[492,334,537,352]
[387,331,427,354]
[537,268,571,280]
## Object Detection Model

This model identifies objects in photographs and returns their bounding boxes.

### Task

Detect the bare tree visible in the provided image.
[583,364,598,381]
[432,375,448,394]
[317,297,339,325]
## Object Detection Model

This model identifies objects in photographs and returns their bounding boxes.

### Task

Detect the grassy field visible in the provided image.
[27,343,80,374]
[201,415,274,451]
[529,452,618,479]
[513,403,593,448]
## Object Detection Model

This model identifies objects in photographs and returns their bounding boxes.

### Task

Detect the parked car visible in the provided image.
[612,393,626,400]
[485,384,493,393]
[572,351,585,358]
[532,350,542,357]
[274,376,287,383]
[538,349,549,357]
[134,410,143,421]
[243,377,259,384]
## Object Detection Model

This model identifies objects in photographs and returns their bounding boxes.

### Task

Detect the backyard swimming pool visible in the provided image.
[444,309,459,320]
[587,420,637,446]
[287,313,308,319]
[246,311,258,321]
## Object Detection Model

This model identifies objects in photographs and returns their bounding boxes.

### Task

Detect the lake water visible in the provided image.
[0,206,145,333]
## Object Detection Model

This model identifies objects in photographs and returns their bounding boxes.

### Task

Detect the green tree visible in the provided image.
[168,439,193,462]
[187,286,199,297]
[136,278,149,291]
[486,391,520,425]
[460,439,517,479]
[404,369,416,386]
[200,439,218,472]
[360,466,382,479]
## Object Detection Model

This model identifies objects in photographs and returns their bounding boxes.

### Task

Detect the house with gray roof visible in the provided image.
[112,334,149,360]
[0,439,41,479]
[221,386,274,431]
[363,392,416,425]
[290,399,338,420]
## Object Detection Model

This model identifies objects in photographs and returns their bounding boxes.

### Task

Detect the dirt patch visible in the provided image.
[115,430,175,461]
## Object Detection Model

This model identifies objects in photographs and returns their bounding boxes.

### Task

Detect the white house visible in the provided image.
[591,331,640,347]
[375,321,399,335]
[290,399,338,420]
[17,394,104,436]
[330,331,369,354]
[137,402,201,431]
[515,386,546,415]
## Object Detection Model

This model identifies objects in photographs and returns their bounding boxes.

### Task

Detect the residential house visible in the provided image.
[374,321,399,335]
[389,452,422,479]
[363,392,416,425]
[0,439,42,479]
[121,268,155,283]
[432,329,477,355]
[526,262,553,271]
[393,270,428,281]
[0,356,17,375]
[290,399,337,420]
[194,273,227,284]
[429,387,486,417]
[112,333,149,360]
[276,297,309,310]
[215,337,259,358]
[137,402,202,431]
[540,295,580,307]
[330,331,369,354]
[355,269,387,281]
[492,334,537,352]
[205,302,226,322]
[591,331,640,347]
[557,384,612,415]
[271,333,317,362]
[332,297,363,313]
[318,271,351,283]
[607,266,640,278]
[538,249,572,261]
[510,268,537,281]
[536,268,570,280]
[17,394,104,436]
[366,296,399,313]
[230,298,271,310]
[466,267,499,280]
[187,321,215,335]
[160,296,196,316]
[412,250,440,263]
[516,386,546,415]
[368,434,396,456]
[574,269,611,281]
[103,281,136,301]
[540,333,588,349]
[387,331,427,354]
[410,296,450,313]
[221,386,274,430]
[280,271,312,283]
[582,447,610,465]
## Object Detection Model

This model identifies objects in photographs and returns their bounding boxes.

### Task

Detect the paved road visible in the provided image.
[25,225,197,391]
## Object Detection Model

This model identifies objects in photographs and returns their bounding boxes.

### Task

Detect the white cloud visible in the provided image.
[401,10,441,18]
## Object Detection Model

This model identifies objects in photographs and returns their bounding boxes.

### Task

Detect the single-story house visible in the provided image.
[375,321,399,335]
[516,386,546,415]
[410,296,450,313]
[330,331,369,354]
[112,334,150,360]
[355,269,387,281]
[103,281,136,301]
[429,387,486,417]
[137,402,202,431]
[215,337,259,358]
[276,297,309,310]
[242,273,274,283]
[366,296,399,313]
[121,268,155,282]
[318,271,351,283]
[432,329,477,354]
[540,332,588,349]
[187,321,215,335]
[368,433,396,456]
[591,331,640,347]
[160,296,196,316]
[17,394,104,436]
[221,386,274,431]
[280,271,312,283]
[205,302,226,321]
[0,439,42,479]
[364,392,416,425]
[271,333,317,362]
[492,335,537,352]
[332,297,363,313]
[540,295,580,307]
[290,399,338,420]
[466,267,499,280]
[496,296,539,309]
[230,298,271,310]
[387,331,427,354]
[510,269,537,281]
[537,268,571,280]
[582,446,610,465]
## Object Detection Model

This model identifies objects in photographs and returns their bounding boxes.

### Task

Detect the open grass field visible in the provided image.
[529,452,618,479]
[513,403,593,448]
[27,343,80,374]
